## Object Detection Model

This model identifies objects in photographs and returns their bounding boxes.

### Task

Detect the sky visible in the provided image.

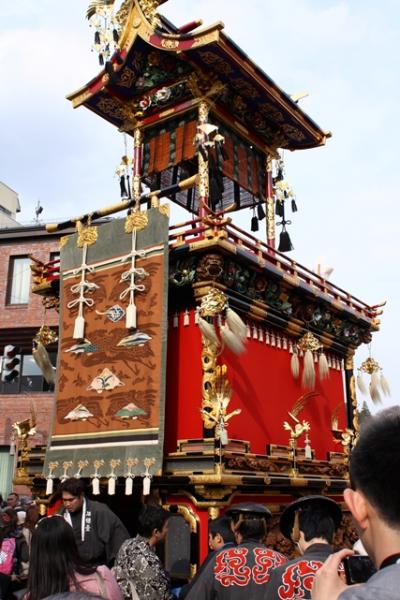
[1,0,399,413]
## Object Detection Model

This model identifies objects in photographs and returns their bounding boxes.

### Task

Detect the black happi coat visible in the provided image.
[264,543,334,600]
[62,498,129,567]
[186,540,287,600]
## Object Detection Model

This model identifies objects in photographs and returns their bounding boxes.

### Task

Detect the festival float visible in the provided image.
[23,0,388,581]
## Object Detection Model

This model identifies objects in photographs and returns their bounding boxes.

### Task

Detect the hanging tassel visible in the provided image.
[257,202,266,221]
[282,336,288,350]
[194,310,199,324]
[252,325,258,339]
[271,332,276,347]
[220,324,245,354]
[265,330,270,345]
[220,425,228,446]
[275,200,284,217]
[251,215,259,232]
[226,308,247,341]
[108,477,116,495]
[369,371,382,404]
[291,198,298,212]
[143,475,151,495]
[113,29,119,43]
[258,328,264,342]
[173,312,179,328]
[318,352,329,380]
[73,315,85,340]
[183,310,190,326]
[277,335,282,349]
[126,303,137,329]
[198,315,220,345]
[45,478,53,496]
[369,380,382,404]
[92,477,100,495]
[94,30,100,44]
[304,435,312,459]
[246,323,251,338]
[120,175,127,198]
[380,372,391,397]
[32,342,56,385]
[99,54,104,66]
[278,228,294,252]
[291,350,300,379]
[125,476,133,495]
[302,349,316,389]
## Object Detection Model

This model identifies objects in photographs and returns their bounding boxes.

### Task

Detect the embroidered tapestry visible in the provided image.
[44,209,169,482]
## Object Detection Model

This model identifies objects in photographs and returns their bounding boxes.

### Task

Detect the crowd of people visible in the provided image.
[0,405,398,600]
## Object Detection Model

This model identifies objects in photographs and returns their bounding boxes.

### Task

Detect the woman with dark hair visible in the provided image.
[25,516,123,600]
[0,507,29,599]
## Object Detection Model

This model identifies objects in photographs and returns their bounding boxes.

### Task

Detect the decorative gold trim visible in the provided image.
[163,503,199,534]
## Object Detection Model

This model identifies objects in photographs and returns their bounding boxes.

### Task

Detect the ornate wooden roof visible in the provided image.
[68,0,329,153]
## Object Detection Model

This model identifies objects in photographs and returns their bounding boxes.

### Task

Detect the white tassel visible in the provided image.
[380,372,391,397]
[271,332,276,347]
[46,478,53,495]
[252,325,258,339]
[246,323,251,338]
[258,328,264,342]
[220,427,228,446]
[282,336,288,350]
[220,324,245,354]
[73,315,85,340]
[183,310,190,326]
[369,380,382,404]
[302,349,315,389]
[125,476,133,495]
[194,310,199,324]
[226,308,247,341]
[314,352,318,363]
[327,355,332,368]
[198,315,220,345]
[108,477,116,495]
[92,477,100,495]
[289,340,293,353]
[265,330,270,345]
[291,351,300,379]
[126,303,137,329]
[143,475,151,496]
[318,352,330,380]
[173,312,179,327]
[277,335,282,349]
[33,342,56,385]
[370,371,382,404]
[357,373,367,395]
[304,436,312,459]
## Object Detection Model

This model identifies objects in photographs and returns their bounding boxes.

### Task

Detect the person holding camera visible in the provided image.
[312,406,400,600]
[265,495,342,600]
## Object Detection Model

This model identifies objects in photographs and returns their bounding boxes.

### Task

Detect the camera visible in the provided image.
[343,556,376,584]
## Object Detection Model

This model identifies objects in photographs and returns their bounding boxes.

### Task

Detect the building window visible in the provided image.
[7,256,31,305]
[0,352,56,395]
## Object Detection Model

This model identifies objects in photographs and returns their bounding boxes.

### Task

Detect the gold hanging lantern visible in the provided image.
[357,355,390,404]
[291,332,329,389]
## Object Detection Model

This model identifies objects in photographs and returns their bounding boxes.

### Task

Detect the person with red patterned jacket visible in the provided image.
[264,496,342,600]
[186,503,287,600]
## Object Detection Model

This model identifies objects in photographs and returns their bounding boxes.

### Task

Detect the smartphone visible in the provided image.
[343,556,376,584]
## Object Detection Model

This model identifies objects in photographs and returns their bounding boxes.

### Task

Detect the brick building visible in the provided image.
[0,224,60,497]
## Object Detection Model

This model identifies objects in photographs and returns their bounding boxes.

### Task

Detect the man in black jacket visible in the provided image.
[265,495,342,600]
[59,478,129,567]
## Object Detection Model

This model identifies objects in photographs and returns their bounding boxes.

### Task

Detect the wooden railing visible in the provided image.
[169,218,380,321]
